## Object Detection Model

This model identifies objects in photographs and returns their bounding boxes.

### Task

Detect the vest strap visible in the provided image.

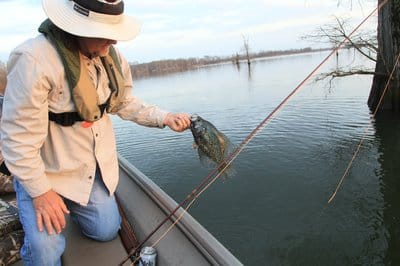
[49,103,108,127]
[0,161,11,176]
[39,20,126,123]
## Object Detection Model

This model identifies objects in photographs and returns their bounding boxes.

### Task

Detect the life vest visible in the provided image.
[38,19,126,125]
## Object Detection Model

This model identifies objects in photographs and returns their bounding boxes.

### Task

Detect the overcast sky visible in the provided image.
[0,0,377,63]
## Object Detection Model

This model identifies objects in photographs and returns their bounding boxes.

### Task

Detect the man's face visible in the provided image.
[78,37,117,58]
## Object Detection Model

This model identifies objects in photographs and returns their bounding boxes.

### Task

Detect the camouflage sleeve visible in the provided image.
[0,199,23,265]
[0,230,23,265]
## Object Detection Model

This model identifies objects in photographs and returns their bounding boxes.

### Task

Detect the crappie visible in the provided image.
[190,114,235,176]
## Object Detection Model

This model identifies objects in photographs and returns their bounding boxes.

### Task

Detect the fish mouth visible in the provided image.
[189,114,203,137]
[190,114,199,122]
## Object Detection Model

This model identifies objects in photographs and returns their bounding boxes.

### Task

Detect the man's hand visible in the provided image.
[163,113,191,132]
[32,190,70,235]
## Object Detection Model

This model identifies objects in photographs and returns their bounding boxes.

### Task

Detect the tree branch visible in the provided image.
[315,69,387,81]
[301,16,378,63]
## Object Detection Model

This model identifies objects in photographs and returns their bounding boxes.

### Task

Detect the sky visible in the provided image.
[0,0,377,64]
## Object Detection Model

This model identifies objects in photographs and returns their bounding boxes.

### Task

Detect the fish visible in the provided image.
[190,114,236,176]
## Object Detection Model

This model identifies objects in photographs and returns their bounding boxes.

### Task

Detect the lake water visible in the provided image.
[112,50,400,265]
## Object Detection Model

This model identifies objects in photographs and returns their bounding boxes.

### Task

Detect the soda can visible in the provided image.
[139,246,157,266]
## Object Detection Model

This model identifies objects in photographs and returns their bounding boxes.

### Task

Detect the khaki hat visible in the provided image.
[42,0,141,41]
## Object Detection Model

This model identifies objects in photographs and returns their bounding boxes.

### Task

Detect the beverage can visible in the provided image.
[139,246,157,266]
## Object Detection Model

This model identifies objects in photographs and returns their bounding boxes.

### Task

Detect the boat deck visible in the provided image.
[9,202,129,266]
[62,217,128,265]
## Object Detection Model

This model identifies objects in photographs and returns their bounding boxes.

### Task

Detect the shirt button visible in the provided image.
[88,176,93,180]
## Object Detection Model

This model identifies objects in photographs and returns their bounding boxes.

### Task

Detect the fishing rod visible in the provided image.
[118,151,226,265]
[118,2,388,265]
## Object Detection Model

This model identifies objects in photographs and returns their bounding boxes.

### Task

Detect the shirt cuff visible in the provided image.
[19,176,52,198]
[157,110,170,128]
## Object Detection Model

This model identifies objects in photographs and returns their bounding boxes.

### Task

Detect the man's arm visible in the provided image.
[112,51,191,130]
[2,49,69,234]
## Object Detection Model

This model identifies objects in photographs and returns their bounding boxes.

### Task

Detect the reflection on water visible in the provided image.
[374,113,400,265]
[112,50,399,265]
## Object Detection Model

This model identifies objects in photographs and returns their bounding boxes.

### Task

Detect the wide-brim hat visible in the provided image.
[42,0,141,41]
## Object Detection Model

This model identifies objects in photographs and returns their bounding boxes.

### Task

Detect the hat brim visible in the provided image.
[42,0,141,41]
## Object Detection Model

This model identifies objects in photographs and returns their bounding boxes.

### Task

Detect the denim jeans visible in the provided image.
[14,169,121,266]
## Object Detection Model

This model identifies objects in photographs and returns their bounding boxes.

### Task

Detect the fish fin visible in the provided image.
[197,150,237,179]
[220,142,237,179]
[192,142,198,149]
[217,134,226,146]
[217,135,226,154]
[223,165,236,178]
[217,161,237,179]
[197,149,216,168]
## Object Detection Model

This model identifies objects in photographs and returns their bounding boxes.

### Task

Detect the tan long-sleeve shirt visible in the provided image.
[1,34,169,205]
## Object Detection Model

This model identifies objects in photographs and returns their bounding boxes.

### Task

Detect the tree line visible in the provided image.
[129,47,325,79]
[0,46,326,90]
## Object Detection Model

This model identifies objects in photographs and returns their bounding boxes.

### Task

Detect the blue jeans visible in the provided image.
[14,169,121,266]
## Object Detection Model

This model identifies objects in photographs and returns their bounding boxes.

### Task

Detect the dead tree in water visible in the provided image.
[234,53,240,69]
[242,35,251,66]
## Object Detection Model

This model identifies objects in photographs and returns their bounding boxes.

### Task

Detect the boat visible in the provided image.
[7,155,242,265]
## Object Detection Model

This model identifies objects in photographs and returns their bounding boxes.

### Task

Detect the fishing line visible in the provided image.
[328,52,400,203]
[127,161,234,265]
[310,46,398,243]
[118,2,387,265]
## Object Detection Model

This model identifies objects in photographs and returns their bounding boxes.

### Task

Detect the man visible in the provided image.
[1,0,191,265]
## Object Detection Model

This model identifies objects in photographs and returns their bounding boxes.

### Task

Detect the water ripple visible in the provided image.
[113,52,392,265]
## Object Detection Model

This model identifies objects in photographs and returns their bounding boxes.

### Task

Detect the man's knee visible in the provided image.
[72,194,121,242]
[21,232,65,265]
[81,217,120,242]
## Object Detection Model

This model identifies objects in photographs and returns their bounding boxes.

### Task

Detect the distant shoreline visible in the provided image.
[130,47,332,80]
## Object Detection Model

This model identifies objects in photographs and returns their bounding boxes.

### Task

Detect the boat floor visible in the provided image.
[61,216,128,266]
[9,201,130,266]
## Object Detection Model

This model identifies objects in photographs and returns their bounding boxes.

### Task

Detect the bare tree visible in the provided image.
[242,35,251,66]
[303,0,400,112]
[301,16,382,81]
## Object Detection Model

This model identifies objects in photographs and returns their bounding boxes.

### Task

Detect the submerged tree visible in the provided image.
[242,34,251,66]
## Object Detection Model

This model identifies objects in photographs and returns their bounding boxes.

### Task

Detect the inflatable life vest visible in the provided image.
[38,19,127,126]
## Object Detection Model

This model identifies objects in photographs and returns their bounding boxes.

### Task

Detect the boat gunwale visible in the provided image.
[118,155,242,266]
